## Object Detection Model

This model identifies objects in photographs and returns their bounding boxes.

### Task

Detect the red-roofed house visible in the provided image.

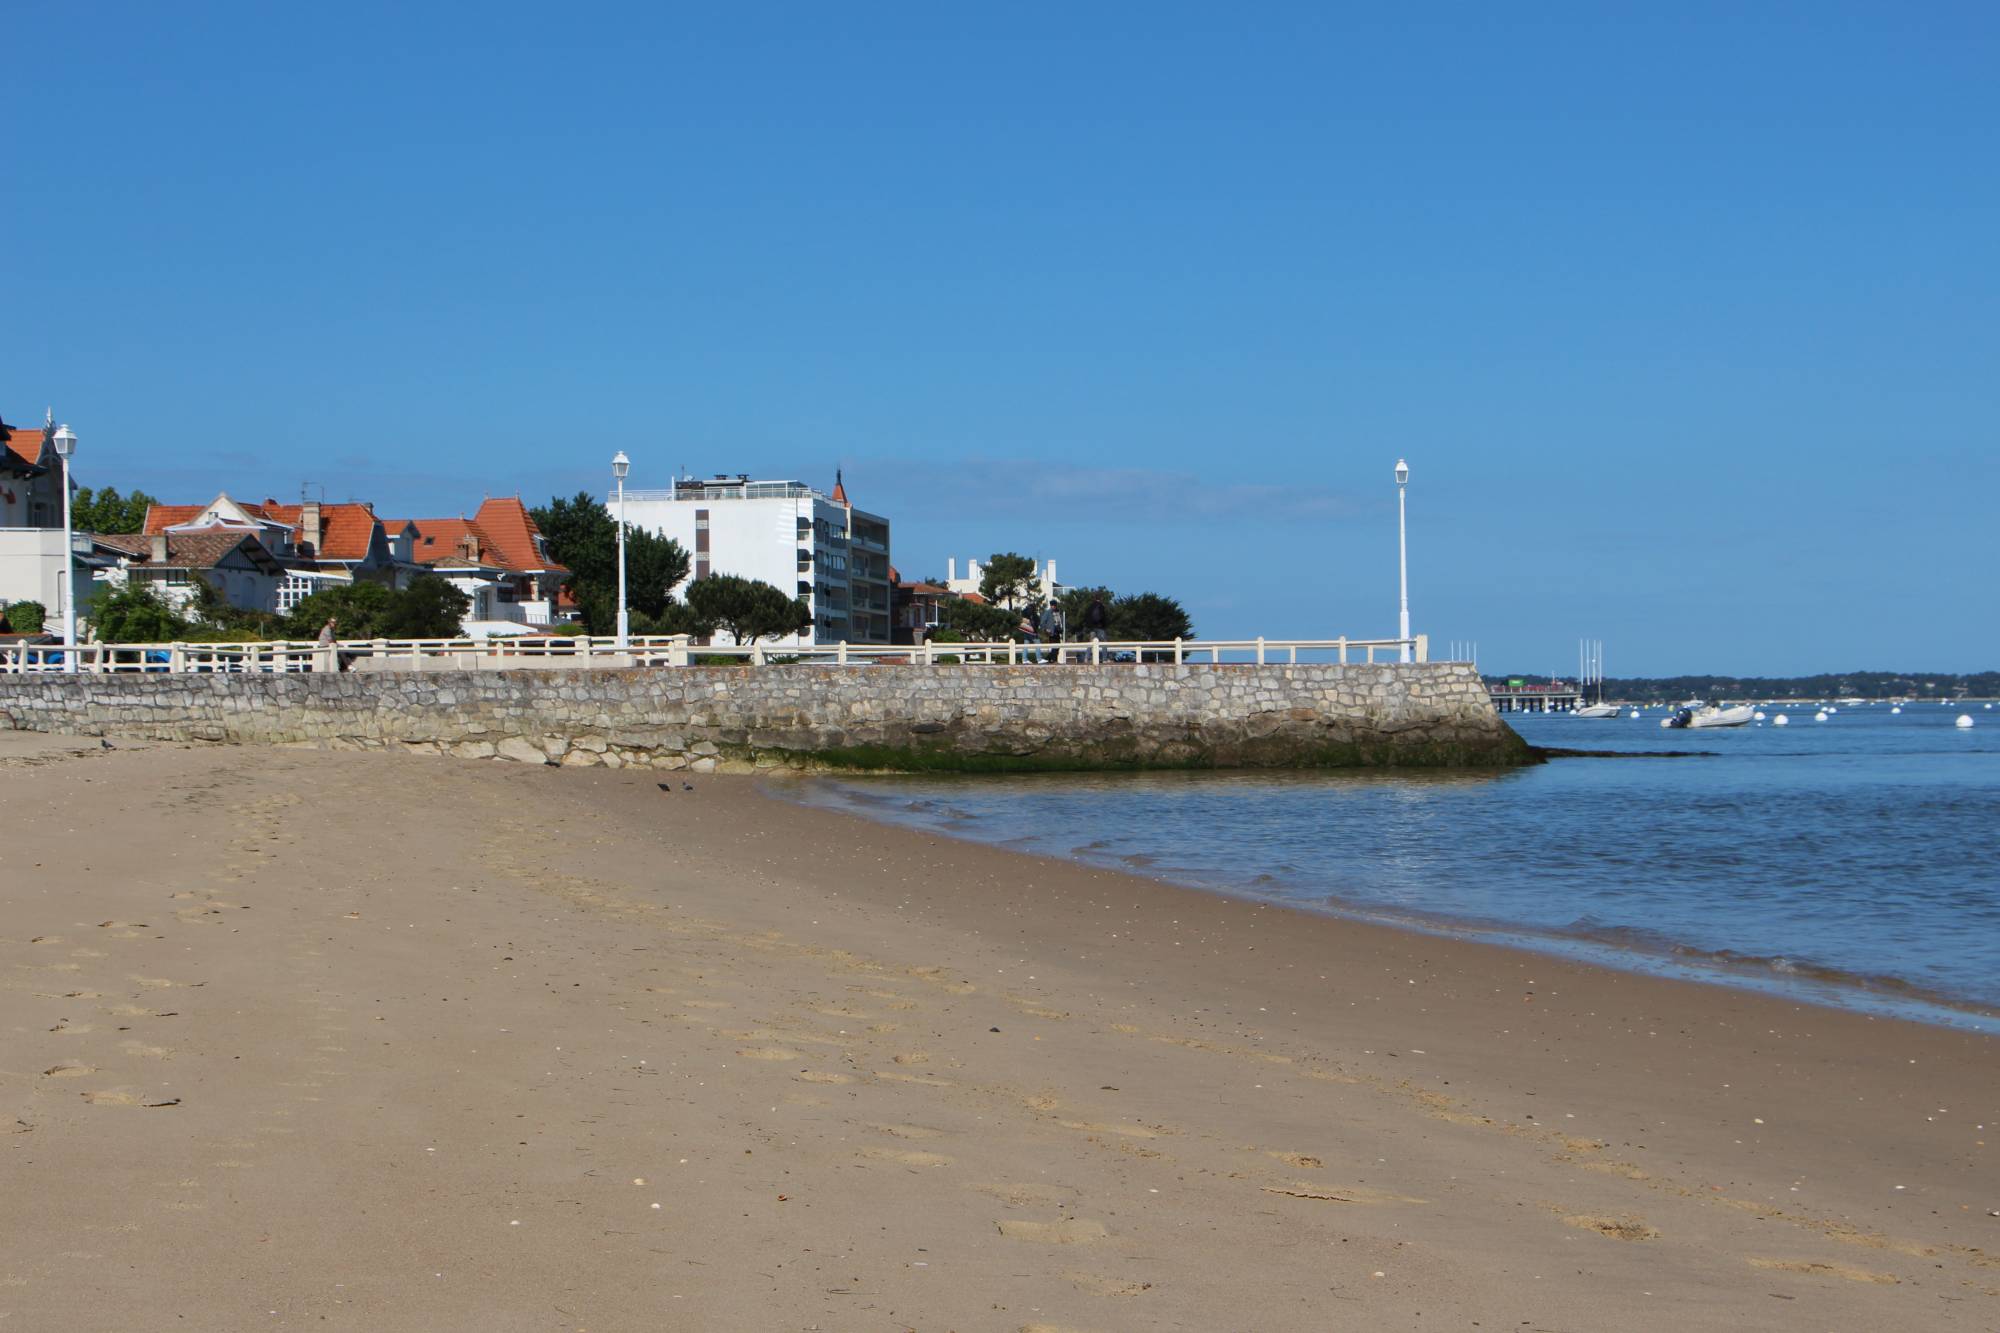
[407,497,568,634]
[90,531,286,615]
[1,413,92,632]
[142,493,404,613]
[888,566,952,645]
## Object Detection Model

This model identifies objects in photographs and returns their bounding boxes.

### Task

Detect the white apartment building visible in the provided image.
[616,472,892,645]
[944,555,1064,608]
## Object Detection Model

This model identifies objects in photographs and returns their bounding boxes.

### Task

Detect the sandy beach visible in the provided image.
[2,731,1994,1331]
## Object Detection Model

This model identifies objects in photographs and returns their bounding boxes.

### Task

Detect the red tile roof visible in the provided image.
[141,505,206,532]
[408,499,566,575]
[409,518,480,565]
[2,419,48,471]
[472,497,563,573]
[143,498,383,562]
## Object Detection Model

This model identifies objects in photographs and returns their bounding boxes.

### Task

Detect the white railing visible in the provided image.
[0,633,1427,676]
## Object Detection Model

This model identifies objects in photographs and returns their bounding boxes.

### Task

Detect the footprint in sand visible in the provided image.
[1748,1258,1898,1284]
[891,1052,930,1065]
[43,1064,94,1078]
[861,1147,953,1167]
[80,1090,141,1106]
[1267,1151,1323,1169]
[1059,1120,1166,1139]
[996,1218,1108,1245]
[971,1182,1080,1208]
[1561,1214,1659,1241]
[876,1071,954,1087]
[735,1048,802,1061]
[796,1071,856,1084]
[864,1123,946,1141]
[1262,1184,1427,1205]
[1063,1271,1153,1298]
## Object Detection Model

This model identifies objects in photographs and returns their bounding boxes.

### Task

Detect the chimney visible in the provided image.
[947,557,956,583]
[151,534,169,563]
[301,500,323,553]
[1045,558,1056,590]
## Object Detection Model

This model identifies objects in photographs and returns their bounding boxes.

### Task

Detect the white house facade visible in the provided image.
[944,555,1065,608]
[616,472,892,646]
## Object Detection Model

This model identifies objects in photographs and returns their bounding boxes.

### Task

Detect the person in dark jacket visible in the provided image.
[1082,596,1110,642]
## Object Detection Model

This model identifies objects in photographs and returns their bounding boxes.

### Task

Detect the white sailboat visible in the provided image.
[1572,637,1619,718]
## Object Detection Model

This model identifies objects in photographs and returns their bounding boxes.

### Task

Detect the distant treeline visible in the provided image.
[1484,672,2000,702]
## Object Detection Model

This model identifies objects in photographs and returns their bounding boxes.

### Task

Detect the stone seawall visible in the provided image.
[0,663,1530,771]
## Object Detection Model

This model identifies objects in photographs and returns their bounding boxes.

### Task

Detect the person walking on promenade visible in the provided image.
[316,617,343,672]
[1037,601,1063,664]
[1082,595,1109,644]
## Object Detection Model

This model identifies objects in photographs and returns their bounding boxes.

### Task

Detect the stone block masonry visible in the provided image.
[0,663,1532,772]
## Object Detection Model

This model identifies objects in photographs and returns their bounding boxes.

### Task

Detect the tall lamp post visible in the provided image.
[53,423,79,674]
[1394,457,1411,663]
[612,451,631,650]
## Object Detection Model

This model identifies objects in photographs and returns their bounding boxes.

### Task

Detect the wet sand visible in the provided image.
[2,732,1995,1330]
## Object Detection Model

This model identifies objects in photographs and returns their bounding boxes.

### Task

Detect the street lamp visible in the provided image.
[611,451,631,650]
[52,423,78,674]
[1394,457,1411,663]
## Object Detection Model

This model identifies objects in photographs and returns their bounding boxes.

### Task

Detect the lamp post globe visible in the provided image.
[611,452,631,651]
[1394,458,1411,663]
[52,424,79,673]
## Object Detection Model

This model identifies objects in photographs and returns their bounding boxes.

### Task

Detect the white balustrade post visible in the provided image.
[1414,633,1429,663]
[1173,638,1184,664]
[169,642,185,674]
[1338,636,1348,665]
[838,640,848,666]
[1256,636,1265,665]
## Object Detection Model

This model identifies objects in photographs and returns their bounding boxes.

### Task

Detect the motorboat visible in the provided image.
[1665,703,1757,729]
[1573,702,1621,719]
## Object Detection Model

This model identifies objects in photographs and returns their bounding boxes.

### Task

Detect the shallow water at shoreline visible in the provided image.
[786,702,2000,1032]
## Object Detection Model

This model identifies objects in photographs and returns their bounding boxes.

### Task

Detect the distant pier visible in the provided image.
[1487,681,1583,713]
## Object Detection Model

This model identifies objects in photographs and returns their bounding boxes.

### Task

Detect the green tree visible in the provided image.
[71,486,161,534]
[1057,585,1115,627]
[2,600,46,634]
[182,579,283,641]
[377,575,471,638]
[1110,592,1193,642]
[624,528,691,618]
[530,492,690,630]
[978,552,1038,610]
[938,596,1022,642]
[89,581,190,642]
[682,574,812,644]
[281,581,395,638]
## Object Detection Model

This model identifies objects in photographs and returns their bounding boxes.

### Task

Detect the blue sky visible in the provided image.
[5,2,1995,674]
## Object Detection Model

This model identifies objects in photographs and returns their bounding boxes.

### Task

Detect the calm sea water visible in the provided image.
[788,701,2000,1031]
